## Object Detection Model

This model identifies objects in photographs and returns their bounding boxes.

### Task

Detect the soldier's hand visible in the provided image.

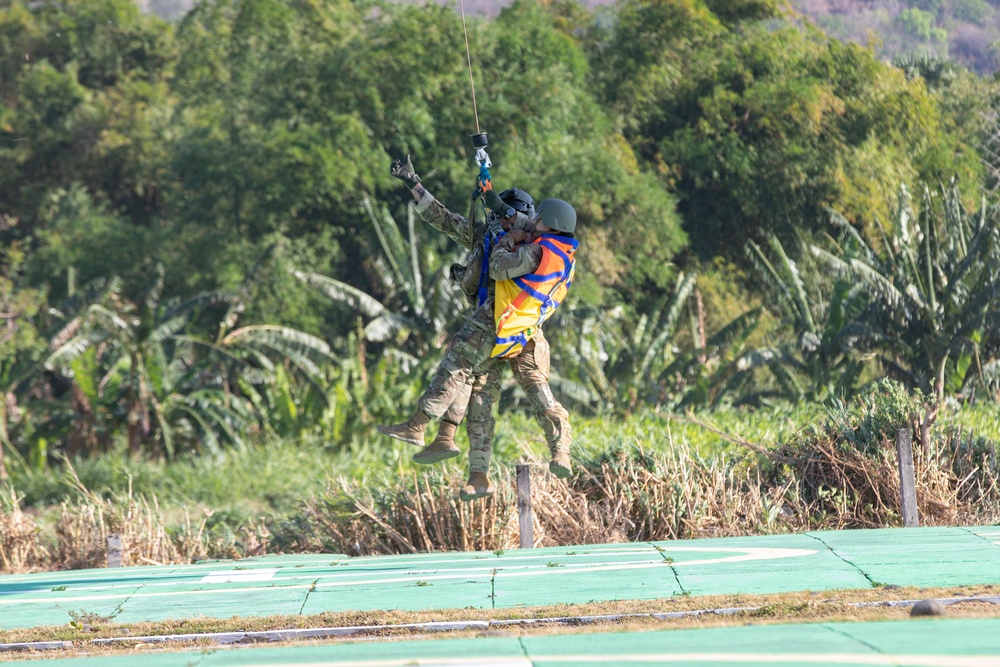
[499,229,531,250]
[390,155,421,186]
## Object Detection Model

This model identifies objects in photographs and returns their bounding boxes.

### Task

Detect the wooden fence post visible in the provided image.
[107,533,124,568]
[896,428,919,528]
[516,464,533,549]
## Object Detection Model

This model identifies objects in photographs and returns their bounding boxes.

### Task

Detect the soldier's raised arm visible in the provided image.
[390,154,474,249]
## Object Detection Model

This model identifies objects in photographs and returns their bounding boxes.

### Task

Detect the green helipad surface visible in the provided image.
[16,618,1000,666]
[0,527,998,631]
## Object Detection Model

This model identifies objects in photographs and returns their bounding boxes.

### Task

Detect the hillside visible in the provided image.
[795,0,1000,73]
[138,1,1000,73]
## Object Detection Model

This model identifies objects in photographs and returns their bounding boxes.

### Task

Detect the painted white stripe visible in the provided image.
[200,568,279,583]
[0,547,818,604]
[2,547,818,599]
[344,548,660,568]
[0,584,314,606]
[533,655,1000,666]
[331,547,818,579]
[237,661,531,667]
[313,547,817,589]
[225,654,1000,667]
[0,552,658,593]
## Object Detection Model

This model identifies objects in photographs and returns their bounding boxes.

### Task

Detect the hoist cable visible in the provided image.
[459,0,481,135]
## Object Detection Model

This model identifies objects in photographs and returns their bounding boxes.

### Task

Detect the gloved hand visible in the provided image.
[499,229,532,250]
[483,189,507,215]
[390,155,421,186]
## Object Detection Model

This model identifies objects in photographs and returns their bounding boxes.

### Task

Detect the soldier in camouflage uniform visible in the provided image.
[378,155,572,500]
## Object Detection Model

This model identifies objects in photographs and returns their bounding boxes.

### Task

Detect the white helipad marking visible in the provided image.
[0,547,819,604]
[200,568,279,584]
[661,546,818,567]
[226,654,999,667]
[0,584,314,606]
[346,548,658,568]
[316,547,816,589]
[238,661,531,667]
[531,655,999,666]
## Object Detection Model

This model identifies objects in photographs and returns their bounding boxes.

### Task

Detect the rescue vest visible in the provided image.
[491,234,578,358]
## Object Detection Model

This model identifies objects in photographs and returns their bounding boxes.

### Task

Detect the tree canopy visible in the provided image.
[3,0,1000,464]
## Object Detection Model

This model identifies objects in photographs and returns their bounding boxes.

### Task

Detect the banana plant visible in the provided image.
[664,306,767,410]
[42,260,333,458]
[549,272,697,413]
[742,236,872,402]
[811,183,1000,403]
[293,198,467,361]
[0,247,47,477]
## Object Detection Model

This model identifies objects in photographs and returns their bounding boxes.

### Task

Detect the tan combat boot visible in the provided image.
[377,409,431,446]
[413,420,461,464]
[458,471,494,502]
[549,449,572,479]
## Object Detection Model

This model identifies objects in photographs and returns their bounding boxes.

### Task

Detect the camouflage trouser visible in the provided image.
[463,331,572,474]
[466,366,502,473]
[440,381,473,426]
[509,332,572,460]
[417,304,498,422]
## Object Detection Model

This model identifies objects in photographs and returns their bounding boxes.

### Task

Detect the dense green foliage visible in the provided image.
[2,0,1000,478]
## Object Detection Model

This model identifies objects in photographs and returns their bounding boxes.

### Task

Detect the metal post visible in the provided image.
[895,428,919,528]
[516,464,533,549]
[107,533,123,568]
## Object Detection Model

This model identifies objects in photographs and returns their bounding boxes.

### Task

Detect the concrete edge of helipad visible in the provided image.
[3,596,998,654]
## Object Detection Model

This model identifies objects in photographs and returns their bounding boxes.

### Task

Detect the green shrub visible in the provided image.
[952,0,990,24]
[912,0,944,15]
[825,379,925,454]
[898,7,938,40]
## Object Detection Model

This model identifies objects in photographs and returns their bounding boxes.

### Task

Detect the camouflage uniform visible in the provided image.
[464,335,570,473]
[412,191,570,473]
[467,237,573,471]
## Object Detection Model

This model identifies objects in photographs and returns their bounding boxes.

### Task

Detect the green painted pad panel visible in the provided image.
[810,527,1000,588]
[494,567,680,607]
[524,622,863,665]
[0,593,138,630]
[301,576,494,613]
[113,586,311,624]
[3,527,1000,631]
[302,548,672,613]
[652,532,866,596]
[971,527,1000,541]
[492,547,680,607]
[20,619,1000,666]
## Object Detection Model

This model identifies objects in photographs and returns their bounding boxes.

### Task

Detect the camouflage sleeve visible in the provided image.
[414,189,474,250]
[489,243,543,281]
[510,212,536,233]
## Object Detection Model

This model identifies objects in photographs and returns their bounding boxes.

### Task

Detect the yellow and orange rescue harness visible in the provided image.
[491,234,578,358]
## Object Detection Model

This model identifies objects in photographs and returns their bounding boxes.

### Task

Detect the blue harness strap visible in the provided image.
[477,230,503,307]
[477,234,490,306]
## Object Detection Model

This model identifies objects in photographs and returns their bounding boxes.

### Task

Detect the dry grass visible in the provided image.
[2,425,999,571]
[55,494,180,569]
[0,489,48,573]
[273,428,1000,555]
[52,492,272,570]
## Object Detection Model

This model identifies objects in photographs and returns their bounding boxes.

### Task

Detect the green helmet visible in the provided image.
[537,198,576,234]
